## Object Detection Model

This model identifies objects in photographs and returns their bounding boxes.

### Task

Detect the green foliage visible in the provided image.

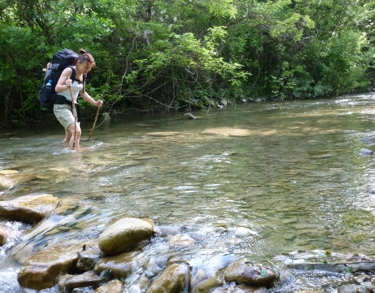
[123,27,247,110]
[224,0,374,99]
[0,0,374,127]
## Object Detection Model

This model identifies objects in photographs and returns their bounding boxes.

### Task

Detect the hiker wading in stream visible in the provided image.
[53,49,103,150]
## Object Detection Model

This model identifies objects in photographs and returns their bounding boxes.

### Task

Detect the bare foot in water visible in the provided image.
[74,146,90,151]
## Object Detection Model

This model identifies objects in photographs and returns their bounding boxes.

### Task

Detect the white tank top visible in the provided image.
[57,80,83,103]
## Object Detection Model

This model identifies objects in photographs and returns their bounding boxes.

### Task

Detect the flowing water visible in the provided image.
[1,95,375,292]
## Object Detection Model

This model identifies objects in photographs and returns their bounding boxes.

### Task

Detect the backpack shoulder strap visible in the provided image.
[69,66,76,82]
[68,66,86,94]
[83,74,87,93]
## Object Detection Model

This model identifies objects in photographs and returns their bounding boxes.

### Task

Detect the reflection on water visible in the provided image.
[1,95,375,291]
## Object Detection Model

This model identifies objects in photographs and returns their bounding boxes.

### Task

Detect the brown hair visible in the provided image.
[78,48,96,68]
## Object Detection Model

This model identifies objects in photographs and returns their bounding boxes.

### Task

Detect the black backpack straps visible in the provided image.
[67,66,86,94]
[69,66,76,82]
[83,74,87,93]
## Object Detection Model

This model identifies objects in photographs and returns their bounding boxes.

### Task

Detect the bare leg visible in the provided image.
[62,130,71,144]
[67,121,82,149]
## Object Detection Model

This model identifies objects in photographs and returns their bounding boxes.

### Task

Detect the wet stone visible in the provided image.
[0,224,7,245]
[146,131,181,137]
[0,194,59,224]
[94,279,123,293]
[154,225,182,237]
[17,241,84,290]
[94,251,140,279]
[191,275,223,293]
[337,284,372,293]
[0,170,19,175]
[145,255,165,277]
[210,284,263,293]
[98,217,154,256]
[359,148,373,156]
[224,259,277,288]
[168,233,196,247]
[358,137,373,143]
[146,263,191,293]
[76,246,102,272]
[191,268,209,288]
[201,127,252,137]
[0,172,36,191]
[182,113,196,120]
[58,270,109,292]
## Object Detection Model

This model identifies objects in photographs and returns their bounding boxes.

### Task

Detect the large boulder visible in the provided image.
[224,259,276,288]
[17,241,85,290]
[0,194,59,224]
[146,263,191,293]
[98,217,154,256]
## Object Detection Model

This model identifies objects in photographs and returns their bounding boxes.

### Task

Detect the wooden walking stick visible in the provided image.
[88,94,102,140]
[69,86,78,150]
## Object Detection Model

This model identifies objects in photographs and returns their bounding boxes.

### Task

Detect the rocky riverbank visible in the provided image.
[1,169,375,292]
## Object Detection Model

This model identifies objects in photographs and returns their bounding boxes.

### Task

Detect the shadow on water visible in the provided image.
[1,95,375,291]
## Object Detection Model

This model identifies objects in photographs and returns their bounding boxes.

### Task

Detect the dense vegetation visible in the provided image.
[1,0,374,128]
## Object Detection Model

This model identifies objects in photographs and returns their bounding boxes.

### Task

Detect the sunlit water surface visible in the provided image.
[2,95,375,292]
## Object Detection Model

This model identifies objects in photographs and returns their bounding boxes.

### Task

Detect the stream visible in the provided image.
[1,95,375,292]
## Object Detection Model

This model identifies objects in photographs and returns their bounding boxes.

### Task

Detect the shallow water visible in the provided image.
[1,95,375,292]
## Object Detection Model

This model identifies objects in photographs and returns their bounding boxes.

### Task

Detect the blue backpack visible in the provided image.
[39,49,79,110]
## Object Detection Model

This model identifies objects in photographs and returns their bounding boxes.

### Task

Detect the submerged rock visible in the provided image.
[190,255,238,290]
[230,227,258,237]
[288,261,375,274]
[337,284,372,293]
[191,275,224,293]
[358,137,373,143]
[359,148,373,156]
[146,263,190,293]
[0,172,36,190]
[182,113,196,120]
[0,170,19,175]
[94,279,123,293]
[94,251,140,278]
[201,127,252,137]
[98,217,154,256]
[210,284,265,292]
[58,270,109,292]
[154,225,183,237]
[76,246,103,272]
[224,259,276,288]
[146,132,181,137]
[191,268,210,288]
[17,241,85,290]
[145,255,166,277]
[168,233,196,247]
[0,194,59,224]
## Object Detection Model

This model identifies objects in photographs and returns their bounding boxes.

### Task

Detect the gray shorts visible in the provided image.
[53,104,74,130]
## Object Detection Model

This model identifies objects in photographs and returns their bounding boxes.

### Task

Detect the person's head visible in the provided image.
[77,48,96,74]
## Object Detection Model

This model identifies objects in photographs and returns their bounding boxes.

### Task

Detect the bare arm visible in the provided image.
[80,90,103,107]
[55,67,74,93]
